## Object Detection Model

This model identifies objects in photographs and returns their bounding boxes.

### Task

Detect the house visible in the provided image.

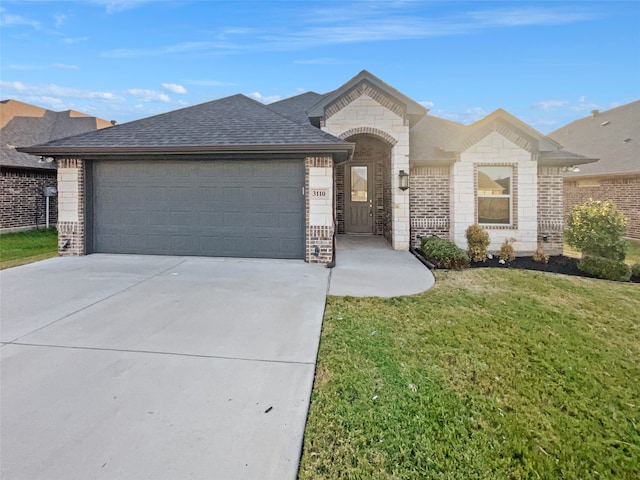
[18,71,596,262]
[1,100,111,232]
[548,101,640,240]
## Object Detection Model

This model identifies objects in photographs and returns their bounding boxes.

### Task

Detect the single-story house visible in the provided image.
[549,100,639,240]
[18,70,596,263]
[1,100,111,232]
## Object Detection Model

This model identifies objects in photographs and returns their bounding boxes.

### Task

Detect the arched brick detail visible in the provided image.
[325,81,405,120]
[338,127,397,147]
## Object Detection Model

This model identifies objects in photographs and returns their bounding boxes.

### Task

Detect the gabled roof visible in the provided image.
[267,92,325,125]
[548,100,640,176]
[1,99,111,170]
[305,70,428,127]
[18,94,354,160]
[442,108,597,167]
[409,114,466,162]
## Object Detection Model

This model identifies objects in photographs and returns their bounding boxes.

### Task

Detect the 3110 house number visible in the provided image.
[310,188,328,198]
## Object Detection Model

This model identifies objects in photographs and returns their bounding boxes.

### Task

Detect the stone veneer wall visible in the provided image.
[564,174,640,240]
[324,94,410,250]
[0,168,58,232]
[409,166,451,247]
[306,156,334,263]
[57,158,85,256]
[452,131,538,254]
[538,166,564,255]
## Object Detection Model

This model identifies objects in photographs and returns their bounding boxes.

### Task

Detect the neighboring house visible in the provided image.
[18,71,595,263]
[1,100,111,232]
[549,101,640,240]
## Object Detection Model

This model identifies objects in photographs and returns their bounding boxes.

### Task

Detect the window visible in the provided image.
[350,166,368,202]
[477,166,512,225]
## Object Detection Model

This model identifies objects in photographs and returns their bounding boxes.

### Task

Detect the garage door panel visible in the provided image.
[93,159,304,259]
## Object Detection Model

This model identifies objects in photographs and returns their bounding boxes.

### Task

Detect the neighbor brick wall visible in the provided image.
[0,168,58,231]
[409,166,450,247]
[564,174,640,240]
[538,167,564,255]
[305,156,334,264]
[57,158,85,256]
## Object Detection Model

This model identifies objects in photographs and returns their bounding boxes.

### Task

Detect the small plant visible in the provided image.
[465,224,490,262]
[566,199,628,261]
[499,237,516,262]
[578,255,631,282]
[631,263,640,281]
[532,244,549,264]
[421,236,470,270]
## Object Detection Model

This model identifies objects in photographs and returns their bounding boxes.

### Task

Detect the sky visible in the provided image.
[1,0,639,134]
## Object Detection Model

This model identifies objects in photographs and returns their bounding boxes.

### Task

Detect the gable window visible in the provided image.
[477,166,512,225]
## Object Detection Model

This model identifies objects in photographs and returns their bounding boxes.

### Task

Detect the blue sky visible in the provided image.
[1,0,638,133]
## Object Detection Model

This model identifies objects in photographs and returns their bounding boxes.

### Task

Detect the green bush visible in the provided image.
[578,255,631,282]
[631,263,640,280]
[421,236,470,270]
[566,199,628,261]
[499,237,516,262]
[465,224,490,262]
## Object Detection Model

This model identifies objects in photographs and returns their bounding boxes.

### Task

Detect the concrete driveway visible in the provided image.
[0,255,329,480]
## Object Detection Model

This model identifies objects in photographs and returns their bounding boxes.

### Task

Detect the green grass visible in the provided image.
[300,269,640,479]
[564,238,640,266]
[0,228,58,269]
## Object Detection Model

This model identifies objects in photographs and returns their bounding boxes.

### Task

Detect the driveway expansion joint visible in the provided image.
[8,342,317,366]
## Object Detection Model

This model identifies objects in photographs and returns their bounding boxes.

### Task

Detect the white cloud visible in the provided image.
[0,9,41,29]
[0,81,125,102]
[161,83,187,94]
[419,101,434,109]
[532,100,569,112]
[87,0,156,14]
[64,37,89,44]
[248,92,282,104]
[127,89,170,102]
[53,13,68,28]
[53,63,80,70]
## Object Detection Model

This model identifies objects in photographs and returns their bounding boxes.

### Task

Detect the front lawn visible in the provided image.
[0,228,58,269]
[300,269,640,479]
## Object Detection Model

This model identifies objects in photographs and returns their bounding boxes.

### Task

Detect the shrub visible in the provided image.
[566,199,628,261]
[532,244,549,264]
[421,236,470,270]
[465,224,490,262]
[499,237,516,262]
[578,255,631,282]
[631,263,640,280]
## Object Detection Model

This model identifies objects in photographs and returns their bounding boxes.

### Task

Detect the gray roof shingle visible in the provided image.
[267,92,325,125]
[1,99,110,170]
[548,100,640,176]
[20,94,351,157]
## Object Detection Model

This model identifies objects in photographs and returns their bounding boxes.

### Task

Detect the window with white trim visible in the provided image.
[477,166,512,225]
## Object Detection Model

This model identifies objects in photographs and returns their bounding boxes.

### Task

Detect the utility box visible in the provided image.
[44,186,58,197]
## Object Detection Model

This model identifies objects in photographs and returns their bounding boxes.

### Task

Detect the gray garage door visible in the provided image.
[91,159,305,259]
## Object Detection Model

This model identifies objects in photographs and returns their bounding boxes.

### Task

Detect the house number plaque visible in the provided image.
[310,188,329,198]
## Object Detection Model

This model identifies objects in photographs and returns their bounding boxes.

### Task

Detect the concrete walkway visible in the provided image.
[328,235,435,297]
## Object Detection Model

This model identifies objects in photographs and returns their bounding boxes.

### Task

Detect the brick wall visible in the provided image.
[564,174,640,240]
[409,166,450,246]
[537,167,564,255]
[57,158,85,256]
[0,168,58,231]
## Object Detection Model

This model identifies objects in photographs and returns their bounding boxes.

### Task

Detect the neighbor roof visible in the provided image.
[548,100,640,176]
[19,94,353,160]
[1,99,111,170]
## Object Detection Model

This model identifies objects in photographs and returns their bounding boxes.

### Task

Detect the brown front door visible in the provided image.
[345,164,373,233]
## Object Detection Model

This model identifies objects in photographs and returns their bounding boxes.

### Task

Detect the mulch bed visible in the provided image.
[413,248,639,283]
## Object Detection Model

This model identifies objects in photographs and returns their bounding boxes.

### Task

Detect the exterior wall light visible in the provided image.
[399,170,409,191]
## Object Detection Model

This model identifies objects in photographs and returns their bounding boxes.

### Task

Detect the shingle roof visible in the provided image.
[1,99,110,170]
[20,94,352,158]
[409,114,465,162]
[267,92,325,125]
[548,100,640,176]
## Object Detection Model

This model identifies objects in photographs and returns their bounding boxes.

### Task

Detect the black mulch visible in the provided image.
[412,249,639,283]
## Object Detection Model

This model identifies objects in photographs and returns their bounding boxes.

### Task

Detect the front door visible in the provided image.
[345,164,373,233]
